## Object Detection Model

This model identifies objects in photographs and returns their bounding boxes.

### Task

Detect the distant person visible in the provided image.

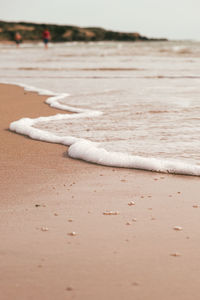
[42,29,51,49]
[15,32,22,47]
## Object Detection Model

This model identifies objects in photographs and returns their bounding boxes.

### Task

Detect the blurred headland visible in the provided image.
[0,20,167,43]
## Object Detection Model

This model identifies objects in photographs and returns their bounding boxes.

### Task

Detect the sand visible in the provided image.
[1,83,200,300]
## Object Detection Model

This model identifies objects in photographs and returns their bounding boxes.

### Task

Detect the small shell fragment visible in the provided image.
[128,201,135,206]
[193,205,199,208]
[41,227,48,232]
[103,211,120,215]
[173,226,183,231]
[68,232,76,236]
[126,222,131,226]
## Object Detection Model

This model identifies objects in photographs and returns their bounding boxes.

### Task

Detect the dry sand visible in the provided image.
[1,83,200,300]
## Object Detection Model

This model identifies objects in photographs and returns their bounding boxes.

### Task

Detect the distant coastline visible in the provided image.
[0,20,167,43]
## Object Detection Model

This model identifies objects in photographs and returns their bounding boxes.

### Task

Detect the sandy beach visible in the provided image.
[1,83,200,300]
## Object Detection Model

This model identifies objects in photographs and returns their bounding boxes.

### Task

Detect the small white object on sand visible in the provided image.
[173,226,183,231]
[128,201,135,206]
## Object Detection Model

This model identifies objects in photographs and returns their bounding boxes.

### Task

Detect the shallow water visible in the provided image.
[1,40,200,174]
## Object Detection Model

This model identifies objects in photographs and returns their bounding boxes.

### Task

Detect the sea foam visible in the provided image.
[5,81,200,176]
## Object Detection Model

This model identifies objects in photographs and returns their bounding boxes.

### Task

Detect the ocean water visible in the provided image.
[1,40,200,175]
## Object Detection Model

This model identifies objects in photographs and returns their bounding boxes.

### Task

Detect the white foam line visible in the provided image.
[3,80,200,176]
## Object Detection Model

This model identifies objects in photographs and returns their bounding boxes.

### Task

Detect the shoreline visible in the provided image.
[1,83,200,300]
[6,82,200,177]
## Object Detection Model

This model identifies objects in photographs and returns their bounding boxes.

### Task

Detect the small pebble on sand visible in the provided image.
[193,205,199,208]
[68,219,73,222]
[173,226,183,231]
[41,227,48,232]
[35,204,40,207]
[126,222,131,225]
[151,217,156,220]
[121,179,126,182]
[54,213,58,216]
[128,201,135,206]
[68,232,76,236]
[103,211,120,215]
[66,287,73,291]
[170,253,181,257]
[132,218,137,222]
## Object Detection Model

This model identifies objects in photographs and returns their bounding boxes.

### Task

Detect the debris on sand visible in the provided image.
[173,226,183,231]
[170,252,181,257]
[68,232,77,236]
[126,222,131,226]
[103,211,120,216]
[128,201,135,206]
[41,226,48,232]
[192,205,199,208]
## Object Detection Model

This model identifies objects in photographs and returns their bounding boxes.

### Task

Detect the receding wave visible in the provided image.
[5,81,200,177]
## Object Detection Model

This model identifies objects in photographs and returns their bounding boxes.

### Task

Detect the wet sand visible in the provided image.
[1,83,200,300]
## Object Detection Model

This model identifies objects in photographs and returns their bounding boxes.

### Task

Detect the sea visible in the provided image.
[1,40,200,176]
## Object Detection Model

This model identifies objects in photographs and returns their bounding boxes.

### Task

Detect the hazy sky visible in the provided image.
[1,0,199,40]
